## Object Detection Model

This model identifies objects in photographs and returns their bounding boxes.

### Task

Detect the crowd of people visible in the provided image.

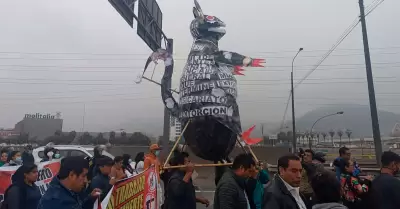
[212,147,400,209]
[0,143,399,209]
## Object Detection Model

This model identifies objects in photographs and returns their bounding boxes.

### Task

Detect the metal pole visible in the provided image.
[291,48,303,153]
[309,112,343,149]
[162,38,173,157]
[291,72,296,153]
[358,0,382,166]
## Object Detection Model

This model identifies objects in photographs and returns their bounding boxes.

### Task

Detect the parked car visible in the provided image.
[32,145,114,163]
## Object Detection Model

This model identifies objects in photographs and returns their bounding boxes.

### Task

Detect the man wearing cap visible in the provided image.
[88,156,114,201]
[144,144,162,173]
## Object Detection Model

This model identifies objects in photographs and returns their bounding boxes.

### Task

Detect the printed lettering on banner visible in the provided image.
[96,166,158,209]
[0,160,61,202]
[179,105,234,118]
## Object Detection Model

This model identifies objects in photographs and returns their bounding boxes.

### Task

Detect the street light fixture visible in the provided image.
[291,47,303,153]
[309,111,344,149]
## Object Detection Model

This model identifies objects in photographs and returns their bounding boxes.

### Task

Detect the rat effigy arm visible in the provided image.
[213,50,265,67]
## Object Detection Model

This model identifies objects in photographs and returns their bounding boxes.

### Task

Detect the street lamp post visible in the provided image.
[291,47,303,153]
[309,111,344,149]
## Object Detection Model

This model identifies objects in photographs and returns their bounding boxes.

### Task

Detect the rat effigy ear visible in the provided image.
[193,7,201,18]
[193,0,204,18]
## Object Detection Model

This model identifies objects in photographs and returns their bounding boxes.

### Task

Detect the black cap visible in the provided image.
[97,157,114,167]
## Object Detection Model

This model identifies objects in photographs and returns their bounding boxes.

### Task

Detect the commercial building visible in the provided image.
[14,112,63,141]
[169,116,182,142]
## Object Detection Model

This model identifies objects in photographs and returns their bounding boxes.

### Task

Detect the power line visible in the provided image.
[0,45,399,56]
[279,0,387,129]
[1,50,400,61]
[0,76,395,83]
[0,62,399,73]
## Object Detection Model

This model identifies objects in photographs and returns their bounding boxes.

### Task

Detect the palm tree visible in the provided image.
[346,129,352,144]
[321,132,327,142]
[337,129,343,147]
[304,131,310,146]
[309,131,315,147]
[329,129,335,146]
[316,132,321,144]
[301,134,305,145]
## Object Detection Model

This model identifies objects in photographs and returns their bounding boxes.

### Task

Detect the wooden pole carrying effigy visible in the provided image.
[163,119,191,167]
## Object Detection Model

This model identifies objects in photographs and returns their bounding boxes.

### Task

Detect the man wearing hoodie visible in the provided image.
[310,170,347,209]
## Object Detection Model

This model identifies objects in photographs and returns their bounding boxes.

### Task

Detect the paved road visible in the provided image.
[196,190,215,209]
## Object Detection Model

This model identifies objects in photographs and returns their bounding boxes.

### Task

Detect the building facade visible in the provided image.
[169,116,182,142]
[14,113,63,141]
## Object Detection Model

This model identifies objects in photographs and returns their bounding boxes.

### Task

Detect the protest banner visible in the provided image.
[95,166,158,209]
[0,160,61,202]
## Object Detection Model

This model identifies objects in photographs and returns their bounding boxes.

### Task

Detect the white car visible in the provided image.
[32,145,114,163]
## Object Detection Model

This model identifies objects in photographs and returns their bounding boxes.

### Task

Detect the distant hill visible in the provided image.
[295,104,400,137]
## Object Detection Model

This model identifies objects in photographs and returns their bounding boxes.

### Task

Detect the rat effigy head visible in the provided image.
[190,0,226,41]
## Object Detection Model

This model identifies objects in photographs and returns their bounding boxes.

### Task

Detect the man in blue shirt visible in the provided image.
[333,147,361,180]
[38,156,101,209]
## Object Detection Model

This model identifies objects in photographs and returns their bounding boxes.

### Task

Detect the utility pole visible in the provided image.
[358,0,382,165]
[82,104,86,133]
[291,48,303,153]
[162,39,173,152]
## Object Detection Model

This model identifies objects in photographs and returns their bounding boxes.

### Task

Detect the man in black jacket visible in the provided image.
[214,153,256,209]
[368,151,400,209]
[263,154,307,209]
[165,152,209,209]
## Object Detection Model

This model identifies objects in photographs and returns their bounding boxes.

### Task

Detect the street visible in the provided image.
[196,191,215,209]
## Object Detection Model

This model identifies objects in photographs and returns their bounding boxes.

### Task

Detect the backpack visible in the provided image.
[0,184,27,209]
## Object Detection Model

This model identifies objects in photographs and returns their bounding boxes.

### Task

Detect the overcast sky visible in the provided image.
[0,0,398,135]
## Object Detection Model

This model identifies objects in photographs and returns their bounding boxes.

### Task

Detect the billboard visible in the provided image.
[108,0,136,27]
[137,0,163,52]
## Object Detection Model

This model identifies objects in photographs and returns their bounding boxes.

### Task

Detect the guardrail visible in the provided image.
[267,165,381,175]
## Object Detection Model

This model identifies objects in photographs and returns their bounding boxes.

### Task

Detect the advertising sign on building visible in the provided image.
[24,113,56,119]
[269,134,278,140]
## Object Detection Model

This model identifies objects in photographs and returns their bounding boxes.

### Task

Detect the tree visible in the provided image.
[316,132,321,144]
[277,132,286,142]
[309,131,315,147]
[109,131,116,144]
[321,132,327,142]
[337,129,343,146]
[286,131,293,144]
[304,131,310,146]
[121,131,127,138]
[129,132,151,145]
[54,130,62,137]
[329,129,335,146]
[79,132,93,145]
[94,133,107,145]
[345,129,352,144]
[65,131,77,144]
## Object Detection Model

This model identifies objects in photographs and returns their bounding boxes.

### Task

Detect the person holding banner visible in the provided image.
[1,164,41,209]
[38,156,101,209]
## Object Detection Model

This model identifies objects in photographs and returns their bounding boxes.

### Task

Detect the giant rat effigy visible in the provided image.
[139,0,265,164]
